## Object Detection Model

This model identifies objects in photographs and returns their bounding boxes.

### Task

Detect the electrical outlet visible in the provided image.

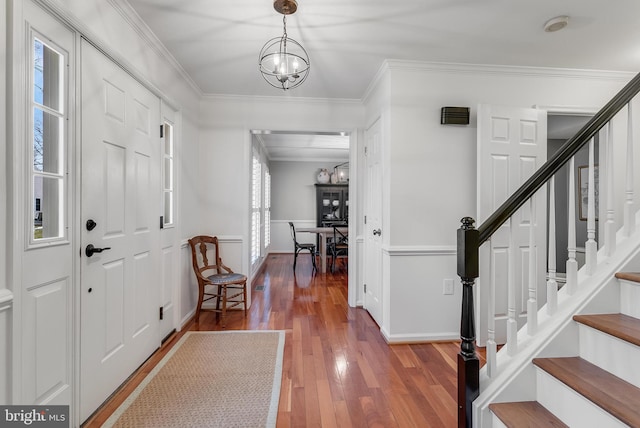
[443,279,454,295]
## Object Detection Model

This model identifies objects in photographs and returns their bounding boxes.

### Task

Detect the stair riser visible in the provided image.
[620,280,640,319]
[578,324,640,389]
[491,416,507,428]
[536,369,627,427]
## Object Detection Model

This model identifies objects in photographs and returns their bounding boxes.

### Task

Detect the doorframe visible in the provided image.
[245,128,360,308]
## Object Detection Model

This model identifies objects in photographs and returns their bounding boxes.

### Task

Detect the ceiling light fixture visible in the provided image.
[259,0,310,90]
[544,15,569,32]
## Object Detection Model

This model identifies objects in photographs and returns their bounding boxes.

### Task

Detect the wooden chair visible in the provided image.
[188,235,247,327]
[329,225,348,272]
[289,222,317,272]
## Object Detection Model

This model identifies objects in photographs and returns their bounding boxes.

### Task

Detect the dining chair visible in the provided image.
[289,222,317,272]
[329,225,348,272]
[188,235,247,327]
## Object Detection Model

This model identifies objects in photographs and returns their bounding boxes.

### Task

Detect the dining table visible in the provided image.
[296,226,348,274]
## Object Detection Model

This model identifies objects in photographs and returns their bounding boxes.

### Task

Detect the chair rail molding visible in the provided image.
[0,289,13,306]
[383,245,457,257]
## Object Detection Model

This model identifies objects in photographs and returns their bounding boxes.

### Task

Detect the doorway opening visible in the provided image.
[250,130,352,282]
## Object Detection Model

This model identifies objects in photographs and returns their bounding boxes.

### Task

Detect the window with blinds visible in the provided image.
[251,155,262,265]
[264,168,271,249]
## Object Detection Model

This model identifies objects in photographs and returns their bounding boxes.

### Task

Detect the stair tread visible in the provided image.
[615,272,640,283]
[533,357,640,426]
[489,401,568,427]
[573,313,640,347]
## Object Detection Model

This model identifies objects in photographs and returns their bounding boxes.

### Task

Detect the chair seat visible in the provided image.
[207,273,247,285]
[298,243,315,250]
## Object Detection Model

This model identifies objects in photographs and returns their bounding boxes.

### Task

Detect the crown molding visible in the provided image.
[108,0,203,96]
[362,59,391,104]
[384,59,636,81]
[201,92,362,106]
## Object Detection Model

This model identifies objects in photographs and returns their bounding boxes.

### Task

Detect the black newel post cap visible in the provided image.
[457,217,479,279]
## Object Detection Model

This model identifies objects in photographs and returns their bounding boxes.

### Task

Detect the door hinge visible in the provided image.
[364,283,367,293]
[160,216,164,229]
[364,215,367,225]
[159,306,164,320]
[364,146,368,155]
[160,124,164,138]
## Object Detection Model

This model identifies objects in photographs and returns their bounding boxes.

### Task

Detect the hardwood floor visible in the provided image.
[84,253,477,427]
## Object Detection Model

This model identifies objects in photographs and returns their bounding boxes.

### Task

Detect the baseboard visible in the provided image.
[380,326,459,344]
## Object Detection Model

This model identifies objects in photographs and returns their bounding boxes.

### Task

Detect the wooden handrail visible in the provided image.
[478,72,640,245]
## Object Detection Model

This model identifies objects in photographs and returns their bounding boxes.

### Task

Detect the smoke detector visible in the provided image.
[544,15,569,32]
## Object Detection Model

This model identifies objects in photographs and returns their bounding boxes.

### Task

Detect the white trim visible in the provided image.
[106,0,202,97]
[0,290,13,306]
[202,92,361,104]
[383,245,457,256]
[34,0,189,109]
[362,60,390,104]
[535,105,600,116]
[380,326,459,344]
[384,59,635,81]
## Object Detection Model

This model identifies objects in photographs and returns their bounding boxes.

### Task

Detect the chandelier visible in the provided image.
[259,0,310,90]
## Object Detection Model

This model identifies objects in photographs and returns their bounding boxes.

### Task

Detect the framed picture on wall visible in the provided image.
[578,165,599,221]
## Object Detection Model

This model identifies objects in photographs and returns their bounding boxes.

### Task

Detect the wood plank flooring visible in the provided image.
[84,253,478,427]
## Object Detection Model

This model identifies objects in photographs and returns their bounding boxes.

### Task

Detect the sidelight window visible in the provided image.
[162,121,174,227]
[31,36,67,242]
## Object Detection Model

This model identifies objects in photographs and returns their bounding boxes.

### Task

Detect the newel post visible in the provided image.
[457,217,480,428]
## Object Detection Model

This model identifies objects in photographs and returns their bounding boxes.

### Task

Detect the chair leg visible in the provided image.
[293,250,298,271]
[196,283,204,323]
[221,285,228,328]
[310,249,317,271]
[243,281,248,316]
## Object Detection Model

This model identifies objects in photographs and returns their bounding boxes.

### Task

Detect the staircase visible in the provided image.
[490,273,640,427]
[455,71,640,428]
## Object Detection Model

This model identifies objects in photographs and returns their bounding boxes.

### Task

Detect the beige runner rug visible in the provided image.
[103,331,285,428]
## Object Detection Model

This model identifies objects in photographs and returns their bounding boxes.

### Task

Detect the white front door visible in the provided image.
[80,40,161,421]
[477,104,547,346]
[364,118,383,325]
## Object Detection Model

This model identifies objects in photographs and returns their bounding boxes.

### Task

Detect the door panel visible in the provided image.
[477,104,547,346]
[80,40,161,421]
[364,118,383,325]
[20,0,75,408]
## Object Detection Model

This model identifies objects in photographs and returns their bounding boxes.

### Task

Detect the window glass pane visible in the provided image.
[34,39,62,111]
[164,192,173,225]
[34,107,62,173]
[164,125,173,156]
[34,175,62,239]
[164,158,172,190]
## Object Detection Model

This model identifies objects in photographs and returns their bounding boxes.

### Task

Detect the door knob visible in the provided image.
[85,244,111,257]
[373,229,382,236]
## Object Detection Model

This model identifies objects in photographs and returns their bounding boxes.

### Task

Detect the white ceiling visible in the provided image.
[126,0,640,100]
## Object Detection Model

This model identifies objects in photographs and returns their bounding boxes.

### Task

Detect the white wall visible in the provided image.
[270,160,341,252]
[198,95,365,294]
[369,61,635,342]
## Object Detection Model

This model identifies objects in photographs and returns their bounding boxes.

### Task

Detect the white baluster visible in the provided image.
[547,177,557,315]
[487,241,497,377]
[605,122,616,256]
[586,138,597,275]
[507,217,517,356]
[527,195,537,336]
[625,102,636,236]
[566,157,578,294]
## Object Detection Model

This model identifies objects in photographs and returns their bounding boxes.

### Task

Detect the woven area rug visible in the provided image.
[103,331,285,428]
